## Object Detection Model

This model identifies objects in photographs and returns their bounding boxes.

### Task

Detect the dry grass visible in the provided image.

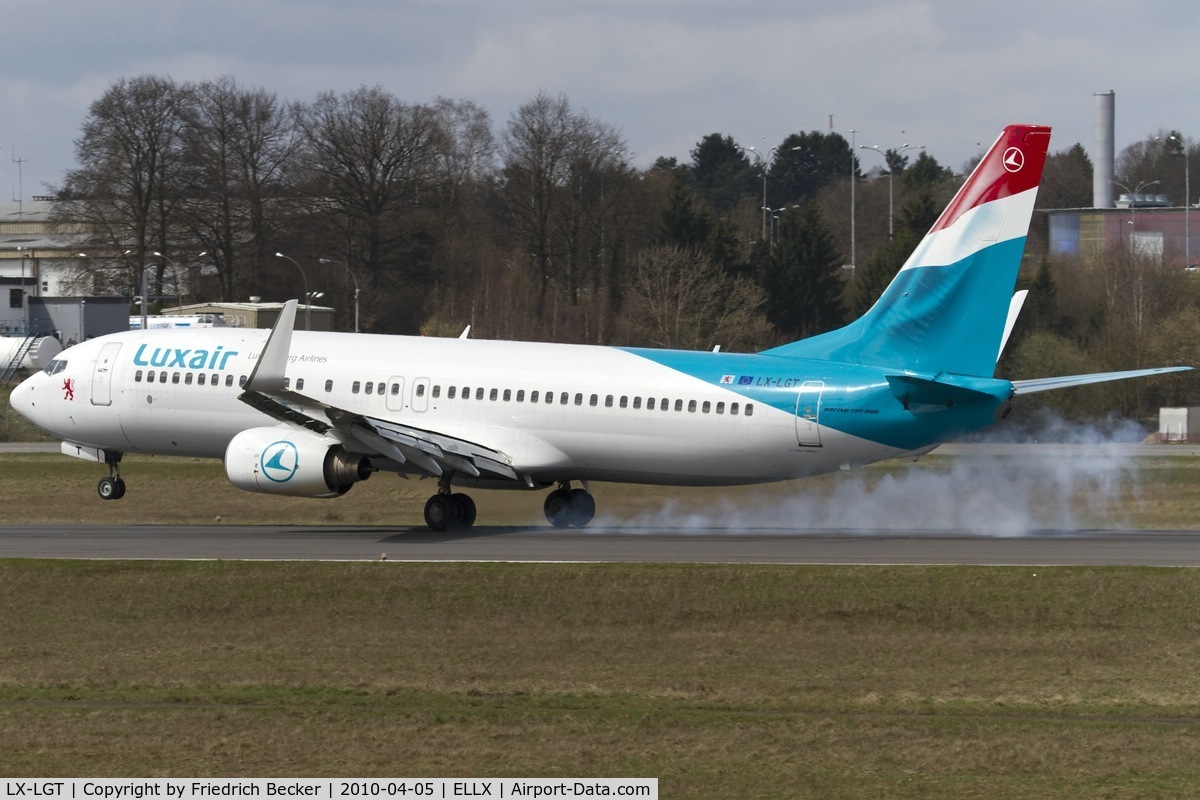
[1,561,1200,796]
[0,451,1198,529]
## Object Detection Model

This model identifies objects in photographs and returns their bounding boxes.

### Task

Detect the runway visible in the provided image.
[2,524,1200,565]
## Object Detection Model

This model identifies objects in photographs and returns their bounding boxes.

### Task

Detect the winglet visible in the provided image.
[244,299,297,392]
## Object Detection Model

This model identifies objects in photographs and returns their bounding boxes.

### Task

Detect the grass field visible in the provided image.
[3,395,1200,794]
[1,561,1199,797]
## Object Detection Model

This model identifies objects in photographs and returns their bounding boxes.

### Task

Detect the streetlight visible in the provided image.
[739,143,802,245]
[858,143,923,240]
[275,252,310,330]
[151,251,185,311]
[1169,134,1192,267]
[739,144,773,243]
[320,257,360,333]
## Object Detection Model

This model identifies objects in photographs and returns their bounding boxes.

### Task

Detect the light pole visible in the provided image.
[858,143,923,240]
[848,129,857,270]
[320,257,360,332]
[151,251,184,310]
[1169,134,1192,267]
[275,252,310,330]
[739,144,773,243]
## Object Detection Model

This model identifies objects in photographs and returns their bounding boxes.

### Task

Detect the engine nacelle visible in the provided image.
[225,427,373,498]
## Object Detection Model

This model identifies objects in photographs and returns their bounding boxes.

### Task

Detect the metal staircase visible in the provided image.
[1,330,40,385]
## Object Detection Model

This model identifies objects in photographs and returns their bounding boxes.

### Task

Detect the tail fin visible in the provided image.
[762,124,1051,378]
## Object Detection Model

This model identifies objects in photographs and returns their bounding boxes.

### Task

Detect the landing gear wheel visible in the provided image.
[424,494,454,532]
[97,477,123,501]
[544,488,573,528]
[451,493,477,528]
[568,488,596,527]
[97,477,114,500]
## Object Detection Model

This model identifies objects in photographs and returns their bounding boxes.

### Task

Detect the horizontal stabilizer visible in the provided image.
[886,374,1007,409]
[1012,366,1192,395]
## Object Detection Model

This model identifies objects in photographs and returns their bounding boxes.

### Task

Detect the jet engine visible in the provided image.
[224,427,374,498]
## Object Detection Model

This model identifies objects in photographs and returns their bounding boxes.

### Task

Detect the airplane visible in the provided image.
[8,124,1191,531]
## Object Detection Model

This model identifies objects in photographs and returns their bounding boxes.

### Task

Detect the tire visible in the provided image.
[424,494,454,532]
[544,488,573,528]
[451,493,477,529]
[97,477,117,500]
[568,488,596,527]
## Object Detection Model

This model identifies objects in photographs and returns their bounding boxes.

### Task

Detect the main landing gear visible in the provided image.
[420,478,597,532]
[97,451,126,501]
[543,483,596,528]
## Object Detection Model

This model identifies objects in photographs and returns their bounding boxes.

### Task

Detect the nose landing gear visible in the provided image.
[97,452,126,500]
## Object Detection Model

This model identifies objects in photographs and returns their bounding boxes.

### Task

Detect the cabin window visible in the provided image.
[746,404,755,416]
[283,377,290,389]
[210,373,218,386]
[296,378,304,391]
[448,386,457,399]
[238,375,247,388]
[416,384,426,397]
[503,389,512,401]
[604,395,613,408]
[731,402,739,415]
[562,392,570,405]
[197,374,206,386]
[589,394,598,407]
[632,397,640,409]
[184,373,194,386]
[365,382,373,395]
[546,391,554,404]
[227,375,236,387]
[646,397,655,411]
[574,393,583,406]
[377,382,385,395]
[135,370,143,382]
[432,385,441,399]
[620,396,629,409]
[325,379,334,392]
[674,399,683,412]
[489,388,498,401]
[171,372,180,384]
[716,402,725,414]
[352,381,361,394]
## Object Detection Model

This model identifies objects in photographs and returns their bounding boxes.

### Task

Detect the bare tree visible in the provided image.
[178,76,300,300]
[57,75,192,300]
[292,85,442,332]
[500,91,632,328]
[619,245,772,351]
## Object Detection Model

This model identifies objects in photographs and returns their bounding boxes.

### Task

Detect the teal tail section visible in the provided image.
[761,125,1052,379]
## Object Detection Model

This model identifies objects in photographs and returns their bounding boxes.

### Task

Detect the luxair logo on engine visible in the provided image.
[261,440,300,483]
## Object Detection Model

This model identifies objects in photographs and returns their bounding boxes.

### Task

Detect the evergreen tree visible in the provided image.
[762,203,845,339]
[846,226,918,317]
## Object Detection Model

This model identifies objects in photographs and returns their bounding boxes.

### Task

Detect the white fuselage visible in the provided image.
[11,328,899,488]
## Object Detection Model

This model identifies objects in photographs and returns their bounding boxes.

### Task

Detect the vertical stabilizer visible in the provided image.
[761,124,1051,378]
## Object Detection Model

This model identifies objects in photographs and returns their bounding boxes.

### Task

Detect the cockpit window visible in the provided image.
[43,359,67,376]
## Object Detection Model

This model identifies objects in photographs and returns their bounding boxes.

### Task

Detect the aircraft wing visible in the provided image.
[1011,366,1192,394]
[237,300,518,481]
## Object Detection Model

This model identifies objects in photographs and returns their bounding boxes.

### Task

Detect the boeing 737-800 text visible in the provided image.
[8,124,1190,530]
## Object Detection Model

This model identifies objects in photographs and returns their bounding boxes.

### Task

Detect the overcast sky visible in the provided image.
[2,0,1197,198]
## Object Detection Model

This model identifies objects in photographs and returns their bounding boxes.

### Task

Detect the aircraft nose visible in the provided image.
[8,373,38,420]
